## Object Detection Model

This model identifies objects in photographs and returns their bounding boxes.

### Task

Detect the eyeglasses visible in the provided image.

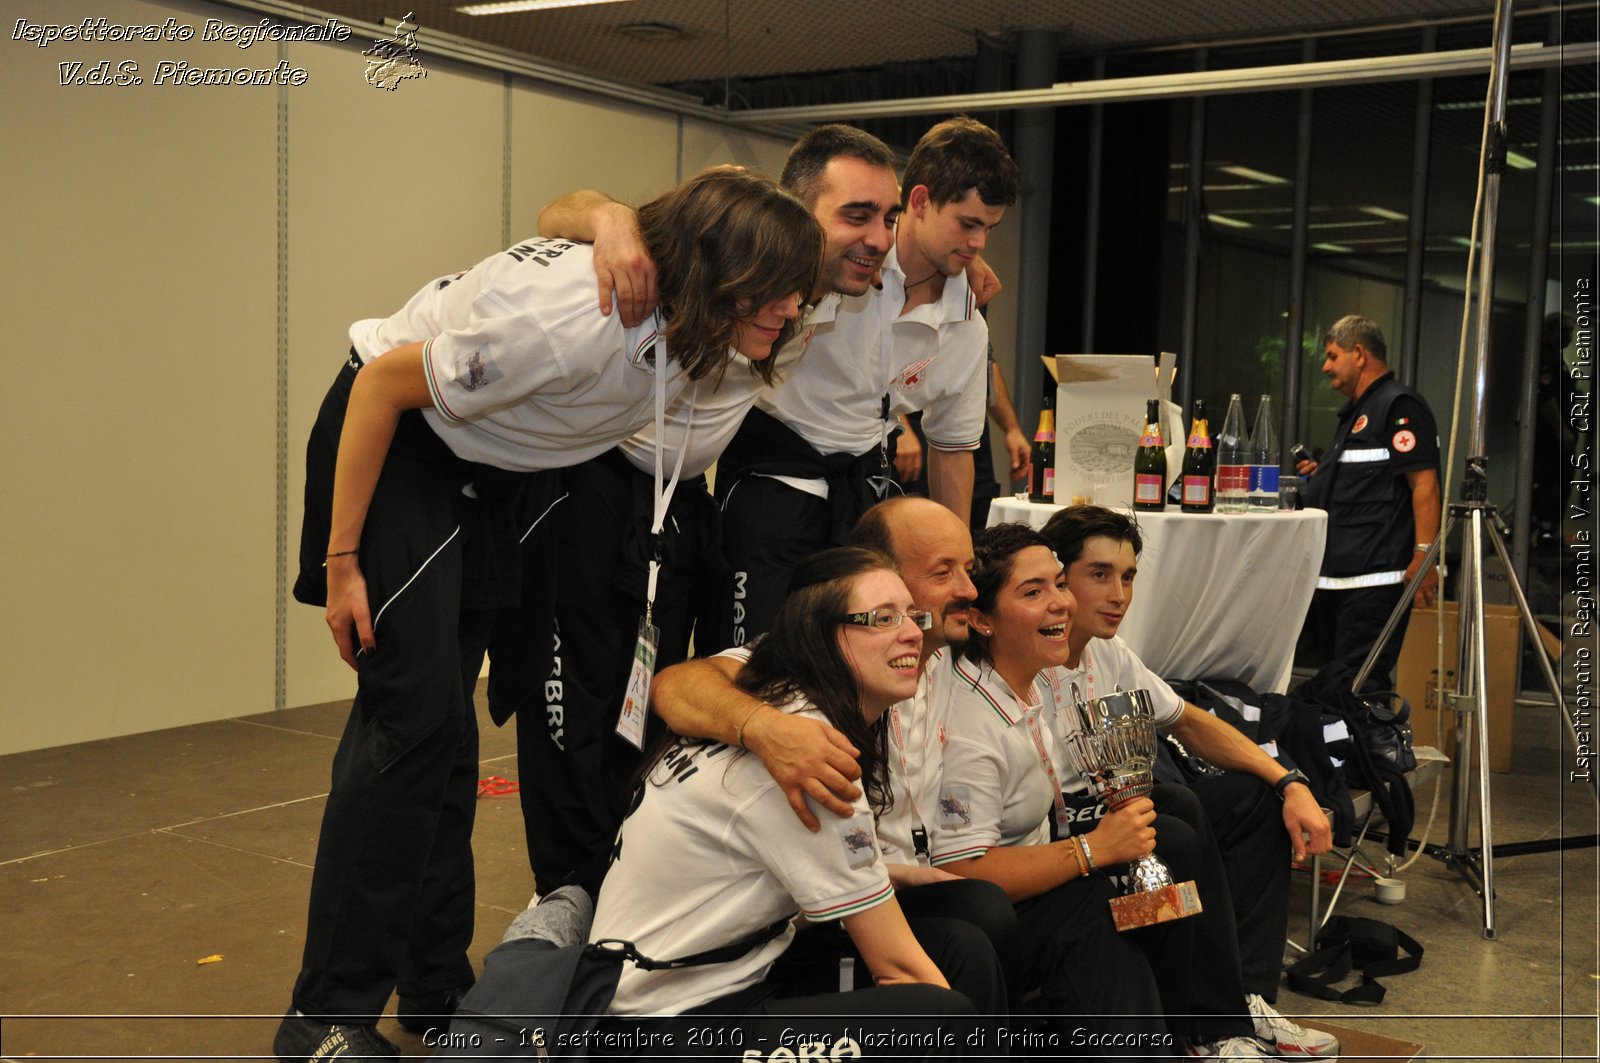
[839,608,933,631]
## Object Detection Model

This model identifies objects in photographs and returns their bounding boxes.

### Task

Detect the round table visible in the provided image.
[987,499,1327,692]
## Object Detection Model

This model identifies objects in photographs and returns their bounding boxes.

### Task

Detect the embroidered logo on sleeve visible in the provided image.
[937,784,973,830]
[896,357,935,393]
[1392,429,1417,453]
[461,349,502,392]
[1352,414,1369,433]
[837,813,879,869]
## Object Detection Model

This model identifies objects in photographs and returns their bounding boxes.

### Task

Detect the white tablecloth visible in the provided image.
[987,500,1327,693]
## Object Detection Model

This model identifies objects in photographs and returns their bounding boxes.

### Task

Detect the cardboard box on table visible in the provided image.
[1044,353,1181,508]
[1396,601,1521,773]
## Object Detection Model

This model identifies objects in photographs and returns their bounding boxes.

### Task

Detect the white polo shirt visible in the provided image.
[617,305,822,478]
[754,251,987,495]
[1041,636,1186,794]
[714,645,946,866]
[926,652,1054,866]
[349,238,692,472]
[593,711,894,1017]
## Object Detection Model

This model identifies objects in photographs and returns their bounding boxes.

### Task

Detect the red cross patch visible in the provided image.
[1353,414,1369,433]
[1393,429,1417,453]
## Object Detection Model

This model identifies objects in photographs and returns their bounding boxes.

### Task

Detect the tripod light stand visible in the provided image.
[1350,0,1597,941]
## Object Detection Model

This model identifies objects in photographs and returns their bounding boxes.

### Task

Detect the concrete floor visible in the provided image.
[1,682,1595,1061]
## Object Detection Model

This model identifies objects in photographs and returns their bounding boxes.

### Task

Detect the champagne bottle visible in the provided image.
[1248,393,1280,509]
[1029,392,1056,503]
[1180,400,1215,513]
[1133,398,1167,511]
[1215,393,1249,513]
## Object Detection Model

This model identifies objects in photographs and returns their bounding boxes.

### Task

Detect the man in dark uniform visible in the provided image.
[1296,315,1443,691]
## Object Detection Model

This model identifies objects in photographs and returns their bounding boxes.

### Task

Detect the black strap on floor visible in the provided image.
[1287,915,1423,1004]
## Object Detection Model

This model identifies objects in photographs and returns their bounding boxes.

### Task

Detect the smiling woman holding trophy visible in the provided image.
[924,523,1182,1056]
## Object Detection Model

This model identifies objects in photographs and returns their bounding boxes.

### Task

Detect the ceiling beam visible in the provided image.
[725,41,1595,123]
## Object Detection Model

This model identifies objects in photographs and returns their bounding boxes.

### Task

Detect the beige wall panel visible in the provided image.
[1,0,277,754]
[506,82,680,239]
[283,34,508,709]
[679,121,794,182]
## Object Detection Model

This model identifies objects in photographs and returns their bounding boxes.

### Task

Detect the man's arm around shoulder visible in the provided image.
[650,657,863,830]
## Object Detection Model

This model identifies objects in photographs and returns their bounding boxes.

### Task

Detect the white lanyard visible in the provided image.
[645,327,695,622]
[887,704,932,863]
[1020,690,1072,837]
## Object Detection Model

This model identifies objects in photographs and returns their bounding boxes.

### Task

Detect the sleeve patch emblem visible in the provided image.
[897,356,935,393]
[1393,429,1417,453]
[837,814,879,869]
[461,349,503,392]
[938,784,974,830]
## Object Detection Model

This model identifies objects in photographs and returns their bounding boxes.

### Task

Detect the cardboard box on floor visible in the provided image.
[1395,601,1521,773]
[1045,353,1180,508]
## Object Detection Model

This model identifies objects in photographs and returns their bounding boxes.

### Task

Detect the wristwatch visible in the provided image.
[1272,769,1310,800]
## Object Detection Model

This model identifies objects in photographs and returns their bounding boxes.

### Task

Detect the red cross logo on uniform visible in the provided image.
[1393,429,1417,453]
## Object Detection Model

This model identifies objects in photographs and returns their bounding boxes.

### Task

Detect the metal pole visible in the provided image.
[1081,54,1107,353]
[1511,15,1563,589]
[1178,49,1208,417]
[1400,25,1437,389]
[1282,37,1315,468]
[1012,31,1059,428]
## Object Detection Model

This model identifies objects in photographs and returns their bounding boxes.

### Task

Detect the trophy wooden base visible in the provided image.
[1109,880,1203,931]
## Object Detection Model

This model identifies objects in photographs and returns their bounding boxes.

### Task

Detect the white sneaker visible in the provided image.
[1186,1036,1276,1059]
[1246,994,1341,1057]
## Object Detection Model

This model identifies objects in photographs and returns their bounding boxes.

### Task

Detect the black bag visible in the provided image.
[436,919,790,1061]
[1293,664,1417,854]
[1285,915,1423,1005]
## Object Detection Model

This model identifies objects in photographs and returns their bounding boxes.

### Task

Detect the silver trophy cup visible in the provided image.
[1061,684,1202,929]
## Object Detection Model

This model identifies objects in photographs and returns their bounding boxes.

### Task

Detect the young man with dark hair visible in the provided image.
[714,116,1020,648]
[1039,505,1341,1058]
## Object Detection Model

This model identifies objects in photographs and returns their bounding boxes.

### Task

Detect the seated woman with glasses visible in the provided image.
[589,547,994,1055]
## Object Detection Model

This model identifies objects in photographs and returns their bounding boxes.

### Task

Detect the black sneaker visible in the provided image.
[396,985,472,1034]
[273,1011,400,1061]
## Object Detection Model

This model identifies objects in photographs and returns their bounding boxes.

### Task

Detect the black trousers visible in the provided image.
[714,475,834,651]
[292,358,527,1018]
[501,451,719,895]
[1057,784,1254,1045]
[1188,772,1292,1001]
[772,878,1014,1018]
[1298,582,1413,691]
[604,981,987,1061]
[1006,872,1176,1057]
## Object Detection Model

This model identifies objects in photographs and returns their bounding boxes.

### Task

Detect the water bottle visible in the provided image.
[1248,394,1280,510]
[1215,393,1249,513]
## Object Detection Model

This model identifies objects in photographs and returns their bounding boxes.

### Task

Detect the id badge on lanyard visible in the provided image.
[615,329,693,750]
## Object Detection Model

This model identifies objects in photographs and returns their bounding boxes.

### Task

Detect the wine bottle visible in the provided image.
[1133,398,1166,511]
[1215,393,1249,513]
[1029,392,1056,503]
[1180,400,1215,513]
[1248,393,1280,510]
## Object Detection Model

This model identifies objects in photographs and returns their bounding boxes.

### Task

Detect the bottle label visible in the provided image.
[1250,465,1280,493]
[1034,430,1056,443]
[1182,476,1211,505]
[1139,432,1163,447]
[1187,434,1210,448]
[1216,465,1250,493]
[1042,468,1054,498]
[1134,474,1164,504]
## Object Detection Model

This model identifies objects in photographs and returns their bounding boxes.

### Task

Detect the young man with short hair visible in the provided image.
[1040,505,1341,1059]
